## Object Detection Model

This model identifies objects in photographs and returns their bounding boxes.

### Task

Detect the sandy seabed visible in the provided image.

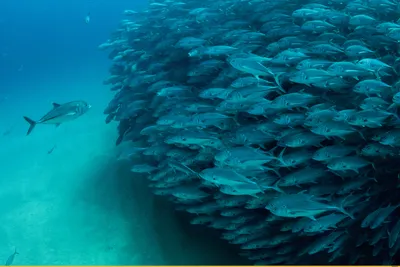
[0,76,245,265]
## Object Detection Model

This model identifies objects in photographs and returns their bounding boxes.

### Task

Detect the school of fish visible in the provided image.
[100,0,400,264]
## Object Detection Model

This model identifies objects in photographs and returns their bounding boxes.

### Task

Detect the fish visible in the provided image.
[265,193,353,220]
[389,220,400,248]
[2,126,13,136]
[5,248,18,266]
[85,12,90,24]
[23,101,91,135]
[303,213,348,233]
[199,167,260,188]
[47,145,57,154]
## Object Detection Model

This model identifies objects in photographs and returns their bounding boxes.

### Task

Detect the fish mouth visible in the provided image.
[88,104,92,109]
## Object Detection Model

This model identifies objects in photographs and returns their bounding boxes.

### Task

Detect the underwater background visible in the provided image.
[0,0,243,265]
[3,0,400,265]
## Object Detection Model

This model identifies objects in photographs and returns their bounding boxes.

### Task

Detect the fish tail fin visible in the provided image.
[274,72,286,93]
[23,116,37,135]
[265,68,285,93]
[271,167,281,177]
[271,179,284,193]
[14,248,19,255]
[354,128,366,140]
[388,103,398,113]
[276,147,287,166]
[232,113,240,126]
[337,197,355,219]
[254,181,265,193]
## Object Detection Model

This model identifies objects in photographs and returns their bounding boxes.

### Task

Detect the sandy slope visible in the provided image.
[0,77,245,265]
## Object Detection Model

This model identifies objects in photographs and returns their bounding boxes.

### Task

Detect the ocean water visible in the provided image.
[0,0,244,265]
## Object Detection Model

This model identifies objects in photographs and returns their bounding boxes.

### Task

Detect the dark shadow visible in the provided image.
[75,156,249,265]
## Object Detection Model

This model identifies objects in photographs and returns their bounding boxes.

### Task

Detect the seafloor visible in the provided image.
[0,69,246,265]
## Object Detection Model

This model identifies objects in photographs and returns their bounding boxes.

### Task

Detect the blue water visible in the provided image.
[0,0,242,264]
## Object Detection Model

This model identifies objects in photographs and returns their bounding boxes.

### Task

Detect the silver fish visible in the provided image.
[23,101,91,135]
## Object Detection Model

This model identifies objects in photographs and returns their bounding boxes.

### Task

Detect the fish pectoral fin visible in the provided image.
[55,124,61,128]
[308,215,317,221]
[52,102,62,108]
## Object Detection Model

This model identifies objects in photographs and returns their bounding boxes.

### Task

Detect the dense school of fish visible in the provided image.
[100,0,400,264]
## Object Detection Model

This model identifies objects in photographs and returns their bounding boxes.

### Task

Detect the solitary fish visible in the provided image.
[5,248,18,266]
[2,126,13,136]
[23,101,91,135]
[85,12,90,24]
[48,145,57,154]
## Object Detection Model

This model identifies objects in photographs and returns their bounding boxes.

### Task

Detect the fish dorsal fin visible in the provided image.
[52,102,61,108]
